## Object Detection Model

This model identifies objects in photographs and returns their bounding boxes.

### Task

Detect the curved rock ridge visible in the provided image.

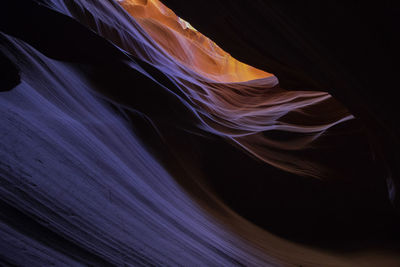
[1,0,399,266]
[118,0,272,83]
[38,0,356,179]
[0,14,355,267]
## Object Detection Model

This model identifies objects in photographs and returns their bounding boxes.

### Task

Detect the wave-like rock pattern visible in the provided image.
[39,0,357,179]
[118,0,272,83]
[1,0,399,266]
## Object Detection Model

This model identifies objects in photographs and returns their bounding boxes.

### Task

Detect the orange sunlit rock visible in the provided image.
[118,0,273,82]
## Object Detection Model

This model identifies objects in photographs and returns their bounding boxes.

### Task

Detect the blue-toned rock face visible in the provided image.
[1,1,399,266]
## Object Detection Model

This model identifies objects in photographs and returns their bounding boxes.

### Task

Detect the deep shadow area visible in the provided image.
[163,0,400,210]
[1,0,400,259]
[0,52,20,92]
[83,53,400,249]
[198,127,400,250]
[126,107,400,250]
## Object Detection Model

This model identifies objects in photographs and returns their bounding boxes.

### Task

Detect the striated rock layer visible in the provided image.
[1,0,399,266]
[119,0,272,83]
[163,0,400,209]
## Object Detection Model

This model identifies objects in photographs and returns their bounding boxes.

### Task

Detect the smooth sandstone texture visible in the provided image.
[1,0,399,266]
[119,0,272,83]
